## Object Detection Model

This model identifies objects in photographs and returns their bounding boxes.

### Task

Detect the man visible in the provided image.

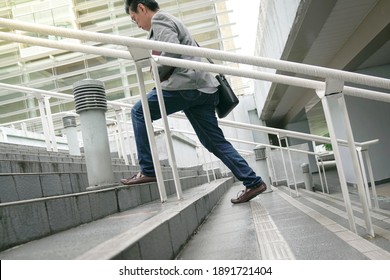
[121,0,267,204]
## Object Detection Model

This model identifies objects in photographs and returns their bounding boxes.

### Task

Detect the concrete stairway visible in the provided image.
[0,142,233,258]
[2,142,389,260]
[0,178,233,259]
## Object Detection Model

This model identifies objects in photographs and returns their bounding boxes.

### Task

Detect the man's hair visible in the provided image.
[124,0,160,14]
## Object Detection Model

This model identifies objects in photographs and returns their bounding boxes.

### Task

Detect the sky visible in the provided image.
[226,0,260,56]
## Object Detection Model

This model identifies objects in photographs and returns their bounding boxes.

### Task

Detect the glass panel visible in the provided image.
[55,61,86,76]
[28,68,54,82]
[106,89,125,101]
[89,65,120,79]
[57,73,88,88]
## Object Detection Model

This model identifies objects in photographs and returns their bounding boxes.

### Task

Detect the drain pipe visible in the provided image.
[73,79,115,189]
[62,115,81,156]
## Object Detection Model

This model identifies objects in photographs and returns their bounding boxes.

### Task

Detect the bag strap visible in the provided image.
[195,41,224,76]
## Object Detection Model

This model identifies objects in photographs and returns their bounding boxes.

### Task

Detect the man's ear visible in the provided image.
[138,3,146,14]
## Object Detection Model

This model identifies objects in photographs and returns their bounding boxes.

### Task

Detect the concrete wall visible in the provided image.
[268,143,311,187]
[0,127,69,151]
[253,0,301,113]
[346,95,390,183]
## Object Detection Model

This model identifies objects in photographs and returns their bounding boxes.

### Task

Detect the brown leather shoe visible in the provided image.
[231,182,267,204]
[120,172,157,186]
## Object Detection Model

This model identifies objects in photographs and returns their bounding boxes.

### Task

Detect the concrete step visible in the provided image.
[0,169,228,252]
[0,166,221,203]
[0,177,233,259]
[177,183,390,260]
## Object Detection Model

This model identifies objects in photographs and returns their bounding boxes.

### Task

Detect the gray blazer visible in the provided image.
[149,10,219,92]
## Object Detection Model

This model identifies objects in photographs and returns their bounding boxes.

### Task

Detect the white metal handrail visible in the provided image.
[0,18,389,90]
[0,82,379,150]
[0,18,388,237]
[1,30,389,104]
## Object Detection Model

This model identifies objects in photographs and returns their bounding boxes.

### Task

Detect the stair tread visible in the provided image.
[0,178,230,260]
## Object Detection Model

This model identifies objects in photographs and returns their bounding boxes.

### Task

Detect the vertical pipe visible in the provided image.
[62,115,81,156]
[73,79,115,189]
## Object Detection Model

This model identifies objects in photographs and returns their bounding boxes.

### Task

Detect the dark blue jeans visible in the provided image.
[131,88,263,189]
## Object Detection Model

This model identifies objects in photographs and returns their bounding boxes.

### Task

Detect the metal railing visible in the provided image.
[1,18,390,237]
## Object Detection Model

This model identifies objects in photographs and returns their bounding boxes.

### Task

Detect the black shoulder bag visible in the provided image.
[195,42,239,118]
[205,57,239,118]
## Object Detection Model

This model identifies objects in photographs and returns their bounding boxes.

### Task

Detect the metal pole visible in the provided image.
[267,147,277,186]
[318,79,358,234]
[319,157,330,193]
[201,147,211,184]
[357,147,372,209]
[336,93,374,237]
[121,108,136,165]
[277,134,291,195]
[364,149,379,209]
[62,115,81,156]
[114,109,129,165]
[134,63,167,202]
[207,151,217,181]
[284,137,299,196]
[43,96,58,152]
[37,97,52,151]
[150,59,183,200]
[313,141,325,193]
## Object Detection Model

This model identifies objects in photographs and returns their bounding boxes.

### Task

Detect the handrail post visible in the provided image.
[200,147,211,184]
[43,96,58,152]
[277,134,292,195]
[267,147,277,186]
[357,147,372,209]
[121,108,136,166]
[114,108,129,165]
[150,58,183,200]
[318,78,376,236]
[338,92,374,237]
[37,96,53,151]
[282,136,299,197]
[363,148,379,209]
[129,48,167,202]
